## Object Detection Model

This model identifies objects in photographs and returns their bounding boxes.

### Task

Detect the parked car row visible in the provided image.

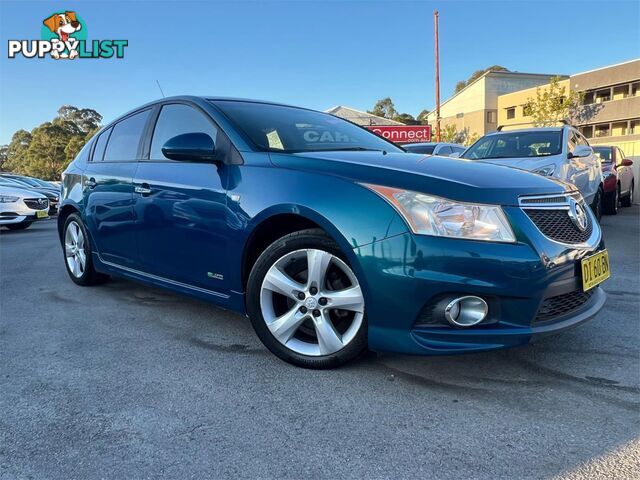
[0,173,60,230]
[449,125,634,219]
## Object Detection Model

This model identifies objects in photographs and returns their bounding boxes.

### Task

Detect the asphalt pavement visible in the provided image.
[1,208,639,479]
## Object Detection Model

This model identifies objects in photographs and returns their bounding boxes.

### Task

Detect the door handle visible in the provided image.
[134,184,152,196]
[86,178,97,189]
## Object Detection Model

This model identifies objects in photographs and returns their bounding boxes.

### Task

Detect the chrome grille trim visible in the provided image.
[519,191,600,246]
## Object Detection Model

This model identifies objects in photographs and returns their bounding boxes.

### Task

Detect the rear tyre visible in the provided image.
[5,222,32,231]
[602,186,618,215]
[63,213,109,286]
[247,229,367,369]
[621,181,634,208]
[590,186,603,222]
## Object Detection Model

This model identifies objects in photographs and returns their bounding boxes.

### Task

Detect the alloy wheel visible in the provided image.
[65,220,86,278]
[259,249,364,356]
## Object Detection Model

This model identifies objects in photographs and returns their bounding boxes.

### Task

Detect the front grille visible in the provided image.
[534,289,596,323]
[24,198,49,210]
[525,209,592,244]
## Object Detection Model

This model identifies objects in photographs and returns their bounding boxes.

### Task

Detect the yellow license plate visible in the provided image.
[36,210,48,219]
[581,250,610,291]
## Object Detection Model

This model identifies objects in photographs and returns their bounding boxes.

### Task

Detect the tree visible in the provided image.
[438,124,479,146]
[417,109,430,125]
[455,65,510,93]
[2,106,101,179]
[523,76,583,126]
[0,145,7,170]
[368,97,398,119]
[394,113,419,125]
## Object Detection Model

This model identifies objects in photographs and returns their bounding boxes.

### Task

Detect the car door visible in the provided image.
[617,147,632,194]
[133,102,231,293]
[83,109,151,267]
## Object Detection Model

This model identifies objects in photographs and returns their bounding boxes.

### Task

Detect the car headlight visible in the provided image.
[532,164,555,176]
[0,196,19,203]
[363,184,516,242]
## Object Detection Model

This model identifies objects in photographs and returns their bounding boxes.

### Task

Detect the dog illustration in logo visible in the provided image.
[43,11,82,59]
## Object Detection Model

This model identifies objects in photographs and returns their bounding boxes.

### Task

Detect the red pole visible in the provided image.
[434,10,441,142]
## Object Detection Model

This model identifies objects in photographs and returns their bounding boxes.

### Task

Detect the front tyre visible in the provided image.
[590,186,603,222]
[247,229,367,369]
[63,213,109,286]
[621,181,634,208]
[602,186,618,215]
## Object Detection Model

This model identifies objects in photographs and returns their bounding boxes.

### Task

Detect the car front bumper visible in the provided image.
[356,207,606,355]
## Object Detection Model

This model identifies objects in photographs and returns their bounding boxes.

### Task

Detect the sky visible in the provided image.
[0,0,638,144]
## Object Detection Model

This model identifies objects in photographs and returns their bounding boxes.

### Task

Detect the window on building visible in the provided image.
[630,119,639,134]
[486,111,497,123]
[580,126,594,138]
[613,84,629,100]
[611,121,627,137]
[523,103,533,116]
[594,124,610,138]
[582,91,595,105]
[456,112,464,119]
[632,83,639,97]
[595,89,611,103]
[506,108,515,120]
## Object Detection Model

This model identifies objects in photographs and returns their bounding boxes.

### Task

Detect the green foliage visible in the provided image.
[417,109,430,125]
[523,76,583,127]
[368,98,429,125]
[455,65,510,93]
[439,124,479,146]
[1,105,102,180]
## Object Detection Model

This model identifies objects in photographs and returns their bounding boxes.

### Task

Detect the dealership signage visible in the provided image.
[366,125,431,144]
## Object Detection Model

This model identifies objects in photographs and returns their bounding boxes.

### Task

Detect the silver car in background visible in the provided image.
[403,142,466,157]
[0,186,49,230]
[462,125,603,219]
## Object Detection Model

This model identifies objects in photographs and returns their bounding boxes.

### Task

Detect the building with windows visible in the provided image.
[497,59,640,156]
[425,70,565,140]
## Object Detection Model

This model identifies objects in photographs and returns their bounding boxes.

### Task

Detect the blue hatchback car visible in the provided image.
[58,97,608,368]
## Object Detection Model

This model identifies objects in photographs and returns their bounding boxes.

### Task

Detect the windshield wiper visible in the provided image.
[310,147,384,152]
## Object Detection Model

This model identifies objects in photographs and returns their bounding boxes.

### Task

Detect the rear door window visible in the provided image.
[103,109,150,162]
[91,127,112,162]
[150,104,218,161]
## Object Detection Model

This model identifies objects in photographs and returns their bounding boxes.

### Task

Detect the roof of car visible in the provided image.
[486,126,565,135]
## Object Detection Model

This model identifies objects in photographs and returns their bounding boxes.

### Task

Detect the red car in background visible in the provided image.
[593,146,635,214]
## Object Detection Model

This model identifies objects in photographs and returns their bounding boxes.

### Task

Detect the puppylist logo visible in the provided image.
[8,11,128,60]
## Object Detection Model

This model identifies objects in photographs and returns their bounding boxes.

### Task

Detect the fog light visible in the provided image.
[444,296,488,327]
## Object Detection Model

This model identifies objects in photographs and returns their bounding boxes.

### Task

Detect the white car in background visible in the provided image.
[462,125,603,219]
[404,142,466,157]
[0,186,49,230]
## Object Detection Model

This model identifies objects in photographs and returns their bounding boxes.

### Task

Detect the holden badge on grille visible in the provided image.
[568,198,588,232]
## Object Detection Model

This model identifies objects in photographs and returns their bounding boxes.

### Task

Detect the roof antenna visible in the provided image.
[155,80,166,98]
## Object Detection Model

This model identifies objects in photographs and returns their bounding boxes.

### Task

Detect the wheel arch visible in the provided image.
[57,203,80,243]
[240,206,361,291]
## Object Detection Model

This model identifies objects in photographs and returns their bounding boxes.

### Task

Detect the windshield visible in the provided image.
[4,175,39,187]
[593,147,612,163]
[212,101,403,154]
[1,177,32,188]
[464,131,562,160]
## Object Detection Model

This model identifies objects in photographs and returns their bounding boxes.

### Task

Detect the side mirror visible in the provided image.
[449,151,462,158]
[622,158,633,167]
[162,132,217,162]
[568,145,593,159]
